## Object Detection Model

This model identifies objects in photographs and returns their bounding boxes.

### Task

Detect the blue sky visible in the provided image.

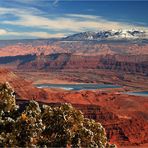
[0,0,148,39]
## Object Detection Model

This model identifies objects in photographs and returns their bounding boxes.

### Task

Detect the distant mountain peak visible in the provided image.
[64,29,147,41]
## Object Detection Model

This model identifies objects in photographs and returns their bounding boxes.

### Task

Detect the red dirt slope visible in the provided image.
[0,68,49,100]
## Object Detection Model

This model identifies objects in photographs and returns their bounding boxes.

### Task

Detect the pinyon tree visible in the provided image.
[0,82,116,148]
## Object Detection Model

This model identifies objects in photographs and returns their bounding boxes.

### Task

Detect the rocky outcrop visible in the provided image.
[76,104,148,146]
[36,90,148,146]
[105,117,148,146]
[1,40,148,57]
[0,68,49,100]
[17,53,148,75]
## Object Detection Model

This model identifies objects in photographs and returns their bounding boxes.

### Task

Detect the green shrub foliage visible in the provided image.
[0,82,116,148]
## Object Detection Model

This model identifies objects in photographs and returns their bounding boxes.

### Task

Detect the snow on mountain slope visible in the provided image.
[64,29,148,41]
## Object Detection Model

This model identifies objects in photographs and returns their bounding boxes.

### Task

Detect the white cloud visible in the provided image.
[0,7,148,38]
[3,12,148,32]
[8,31,65,38]
[0,29,65,38]
[52,0,59,6]
[0,29,7,35]
[65,14,99,19]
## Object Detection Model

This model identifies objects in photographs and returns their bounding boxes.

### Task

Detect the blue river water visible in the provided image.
[36,83,120,91]
[36,83,148,97]
[126,91,148,97]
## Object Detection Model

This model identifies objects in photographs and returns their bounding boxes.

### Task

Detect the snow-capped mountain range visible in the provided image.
[64,29,148,41]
